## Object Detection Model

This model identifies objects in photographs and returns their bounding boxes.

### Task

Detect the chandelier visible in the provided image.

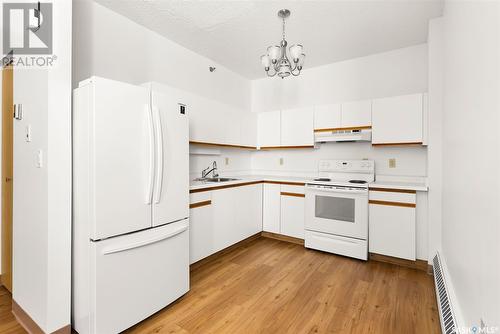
[260,9,305,78]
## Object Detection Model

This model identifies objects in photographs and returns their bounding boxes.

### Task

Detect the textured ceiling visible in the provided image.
[94,0,443,79]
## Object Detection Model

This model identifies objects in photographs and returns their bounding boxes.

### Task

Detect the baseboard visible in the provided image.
[12,300,71,334]
[261,231,304,245]
[190,232,261,271]
[369,253,428,272]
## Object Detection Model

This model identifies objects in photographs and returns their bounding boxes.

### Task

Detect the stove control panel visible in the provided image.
[318,160,374,173]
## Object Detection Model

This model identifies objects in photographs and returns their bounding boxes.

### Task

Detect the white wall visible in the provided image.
[251,143,427,177]
[251,44,428,112]
[250,44,428,179]
[73,0,251,112]
[427,17,443,266]
[11,0,72,332]
[441,0,500,329]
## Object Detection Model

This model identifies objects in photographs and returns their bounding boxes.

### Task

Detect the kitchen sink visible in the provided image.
[204,177,240,183]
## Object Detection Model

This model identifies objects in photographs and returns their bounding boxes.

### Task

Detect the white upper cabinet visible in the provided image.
[314,104,342,130]
[372,93,423,145]
[258,110,281,148]
[281,107,314,147]
[239,112,258,148]
[341,100,372,128]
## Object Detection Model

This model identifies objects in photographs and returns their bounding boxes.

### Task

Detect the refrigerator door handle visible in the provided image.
[101,224,188,255]
[153,106,164,204]
[146,104,155,204]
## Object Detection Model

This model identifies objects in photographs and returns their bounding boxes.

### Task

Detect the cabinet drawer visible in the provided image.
[190,192,212,205]
[369,190,415,205]
[280,185,305,196]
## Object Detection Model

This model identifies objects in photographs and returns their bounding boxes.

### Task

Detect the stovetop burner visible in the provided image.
[314,178,331,182]
[349,180,368,184]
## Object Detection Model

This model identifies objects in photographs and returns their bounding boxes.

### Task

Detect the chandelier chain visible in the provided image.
[282,17,286,41]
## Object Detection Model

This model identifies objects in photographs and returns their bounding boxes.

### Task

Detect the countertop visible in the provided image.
[190,175,311,191]
[190,175,428,192]
[368,181,428,192]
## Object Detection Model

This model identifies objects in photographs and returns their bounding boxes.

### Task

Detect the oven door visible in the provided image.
[305,185,368,239]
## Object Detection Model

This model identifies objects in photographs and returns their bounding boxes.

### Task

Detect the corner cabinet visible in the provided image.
[262,182,305,240]
[189,183,262,264]
[372,93,424,145]
[257,110,281,148]
[280,107,314,147]
[368,188,416,260]
[258,108,314,149]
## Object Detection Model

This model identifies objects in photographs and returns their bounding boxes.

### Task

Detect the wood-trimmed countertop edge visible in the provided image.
[190,179,306,193]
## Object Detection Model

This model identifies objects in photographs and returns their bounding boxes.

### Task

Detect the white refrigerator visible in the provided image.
[72,77,190,334]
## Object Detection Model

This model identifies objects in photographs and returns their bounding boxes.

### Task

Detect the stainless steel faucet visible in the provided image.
[201,161,219,178]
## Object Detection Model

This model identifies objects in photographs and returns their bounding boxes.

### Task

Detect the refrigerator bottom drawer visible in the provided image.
[305,230,367,261]
[76,220,190,334]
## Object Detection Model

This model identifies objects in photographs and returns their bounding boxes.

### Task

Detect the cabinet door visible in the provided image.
[257,110,281,148]
[341,100,372,128]
[188,95,225,144]
[239,112,258,148]
[212,188,237,252]
[369,203,416,260]
[372,94,423,144]
[189,194,214,264]
[262,184,281,233]
[280,187,305,239]
[314,104,341,130]
[281,107,314,146]
[237,184,263,239]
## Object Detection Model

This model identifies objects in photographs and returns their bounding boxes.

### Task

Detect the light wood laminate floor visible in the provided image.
[0,237,440,334]
[0,286,24,334]
[126,237,440,334]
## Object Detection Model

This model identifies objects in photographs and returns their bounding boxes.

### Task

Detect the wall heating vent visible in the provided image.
[433,253,457,334]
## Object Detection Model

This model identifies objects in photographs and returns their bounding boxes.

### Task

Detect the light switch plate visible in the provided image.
[279,158,284,166]
[225,157,229,165]
[389,158,396,168]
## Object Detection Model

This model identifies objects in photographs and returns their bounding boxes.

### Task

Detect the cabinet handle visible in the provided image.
[280,192,305,198]
[190,200,212,209]
[369,200,415,208]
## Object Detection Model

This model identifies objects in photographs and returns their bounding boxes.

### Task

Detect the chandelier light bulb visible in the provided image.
[289,44,303,61]
[261,55,271,69]
[267,46,280,62]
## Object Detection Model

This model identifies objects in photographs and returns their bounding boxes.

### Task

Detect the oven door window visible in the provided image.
[315,195,355,223]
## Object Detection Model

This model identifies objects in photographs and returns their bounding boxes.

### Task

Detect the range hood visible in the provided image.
[314,129,372,143]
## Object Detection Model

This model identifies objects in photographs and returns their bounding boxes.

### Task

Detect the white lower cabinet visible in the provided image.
[280,186,305,239]
[262,183,281,233]
[189,184,263,264]
[263,183,305,239]
[368,190,416,260]
[189,193,215,264]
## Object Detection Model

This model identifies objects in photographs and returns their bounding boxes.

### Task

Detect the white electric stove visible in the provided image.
[304,160,374,260]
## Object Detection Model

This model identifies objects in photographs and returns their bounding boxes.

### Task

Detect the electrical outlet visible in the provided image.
[225,157,229,165]
[389,158,396,168]
[279,158,284,166]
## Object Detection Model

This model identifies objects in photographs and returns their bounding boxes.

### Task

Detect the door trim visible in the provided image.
[1,64,13,292]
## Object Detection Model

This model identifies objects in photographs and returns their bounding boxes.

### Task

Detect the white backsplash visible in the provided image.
[189,142,427,180]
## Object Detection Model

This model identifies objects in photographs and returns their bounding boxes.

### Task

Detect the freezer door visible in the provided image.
[90,77,153,239]
[90,219,190,334]
[151,91,189,226]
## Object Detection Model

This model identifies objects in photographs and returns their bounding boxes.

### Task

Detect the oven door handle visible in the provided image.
[305,186,368,195]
